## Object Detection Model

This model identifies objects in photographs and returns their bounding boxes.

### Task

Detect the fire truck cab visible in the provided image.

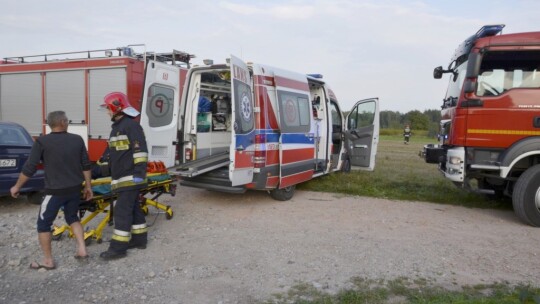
[141,55,379,200]
[422,25,540,226]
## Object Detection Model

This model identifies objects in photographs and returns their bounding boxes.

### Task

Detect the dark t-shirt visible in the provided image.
[22,131,91,195]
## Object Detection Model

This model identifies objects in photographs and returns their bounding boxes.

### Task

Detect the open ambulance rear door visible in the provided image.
[140,60,181,168]
[229,55,256,186]
[344,98,379,170]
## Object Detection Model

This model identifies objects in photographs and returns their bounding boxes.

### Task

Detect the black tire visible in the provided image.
[341,157,351,173]
[512,164,540,227]
[52,233,63,241]
[270,185,295,201]
[27,191,44,205]
[166,209,173,220]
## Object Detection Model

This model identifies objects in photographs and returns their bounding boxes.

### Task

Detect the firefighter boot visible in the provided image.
[100,240,128,260]
[99,250,127,260]
[128,232,147,250]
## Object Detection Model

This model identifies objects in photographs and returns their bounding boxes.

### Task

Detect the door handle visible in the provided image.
[534,117,540,128]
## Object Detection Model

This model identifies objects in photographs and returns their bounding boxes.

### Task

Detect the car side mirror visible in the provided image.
[433,66,443,79]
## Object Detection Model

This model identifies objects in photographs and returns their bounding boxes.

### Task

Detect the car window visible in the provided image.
[0,126,32,145]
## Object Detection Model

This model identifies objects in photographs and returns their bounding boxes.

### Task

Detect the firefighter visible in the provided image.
[403,124,412,144]
[99,92,149,260]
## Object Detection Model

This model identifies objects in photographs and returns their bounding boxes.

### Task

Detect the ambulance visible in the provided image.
[140,55,380,200]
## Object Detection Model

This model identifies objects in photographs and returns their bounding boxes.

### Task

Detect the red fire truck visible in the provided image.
[422,25,540,226]
[0,46,191,161]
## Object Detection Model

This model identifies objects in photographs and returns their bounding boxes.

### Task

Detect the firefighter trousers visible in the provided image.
[109,189,147,253]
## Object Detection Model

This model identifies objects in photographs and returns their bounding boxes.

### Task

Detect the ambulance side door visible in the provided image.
[344,98,379,170]
[140,60,180,168]
[229,55,256,186]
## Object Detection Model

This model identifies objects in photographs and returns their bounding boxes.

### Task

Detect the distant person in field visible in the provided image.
[403,124,411,144]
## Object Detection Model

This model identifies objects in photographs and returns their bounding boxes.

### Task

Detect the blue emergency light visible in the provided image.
[307,74,323,79]
[475,24,505,39]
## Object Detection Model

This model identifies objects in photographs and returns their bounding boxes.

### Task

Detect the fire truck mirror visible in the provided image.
[433,66,443,79]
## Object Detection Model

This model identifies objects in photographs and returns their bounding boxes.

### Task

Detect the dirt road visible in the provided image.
[1,187,539,303]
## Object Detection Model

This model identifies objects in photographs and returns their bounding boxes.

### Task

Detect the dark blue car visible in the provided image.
[0,122,44,204]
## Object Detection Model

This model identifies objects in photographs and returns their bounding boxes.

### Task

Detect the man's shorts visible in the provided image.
[37,192,81,232]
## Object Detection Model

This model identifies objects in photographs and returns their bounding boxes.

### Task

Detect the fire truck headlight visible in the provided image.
[448,156,462,165]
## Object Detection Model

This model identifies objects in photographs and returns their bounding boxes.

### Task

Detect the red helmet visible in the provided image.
[100,92,140,117]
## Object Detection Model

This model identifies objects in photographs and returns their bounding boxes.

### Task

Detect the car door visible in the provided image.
[344,98,379,170]
[139,60,180,168]
[229,55,256,186]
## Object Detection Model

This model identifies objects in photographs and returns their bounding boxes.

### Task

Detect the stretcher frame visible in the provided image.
[52,173,176,244]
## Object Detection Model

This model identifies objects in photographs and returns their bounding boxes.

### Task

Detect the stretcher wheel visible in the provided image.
[142,206,149,216]
[85,238,92,246]
[166,207,173,220]
[52,233,63,241]
[97,238,103,244]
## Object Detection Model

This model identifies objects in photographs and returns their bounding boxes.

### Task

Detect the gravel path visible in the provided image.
[1,187,539,303]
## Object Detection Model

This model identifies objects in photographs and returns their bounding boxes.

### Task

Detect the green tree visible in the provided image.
[380,110,403,129]
[403,110,429,130]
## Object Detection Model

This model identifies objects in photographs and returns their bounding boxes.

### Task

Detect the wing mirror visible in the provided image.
[433,66,443,79]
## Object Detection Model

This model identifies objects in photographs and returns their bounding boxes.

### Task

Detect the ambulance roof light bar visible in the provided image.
[307,74,323,79]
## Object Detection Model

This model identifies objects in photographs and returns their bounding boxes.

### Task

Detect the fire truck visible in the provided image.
[0,46,191,161]
[141,55,380,200]
[422,25,540,226]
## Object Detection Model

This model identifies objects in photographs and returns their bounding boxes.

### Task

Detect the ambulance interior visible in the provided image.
[309,82,340,173]
[186,69,232,160]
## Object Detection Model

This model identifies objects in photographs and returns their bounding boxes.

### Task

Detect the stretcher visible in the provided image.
[52,172,176,244]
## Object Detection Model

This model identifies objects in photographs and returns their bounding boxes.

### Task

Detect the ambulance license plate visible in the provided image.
[0,159,16,167]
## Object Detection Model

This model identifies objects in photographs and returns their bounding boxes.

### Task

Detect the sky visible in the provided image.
[1,0,539,113]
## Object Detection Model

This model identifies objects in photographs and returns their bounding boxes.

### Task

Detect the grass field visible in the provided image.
[298,135,511,210]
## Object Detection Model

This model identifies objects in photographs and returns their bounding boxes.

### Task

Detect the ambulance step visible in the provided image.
[180,168,246,194]
[169,151,230,178]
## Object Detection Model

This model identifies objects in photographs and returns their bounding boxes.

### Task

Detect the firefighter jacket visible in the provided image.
[107,116,148,192]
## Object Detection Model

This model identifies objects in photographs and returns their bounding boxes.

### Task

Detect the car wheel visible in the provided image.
[270,185,295,201]
[27,191,44,205]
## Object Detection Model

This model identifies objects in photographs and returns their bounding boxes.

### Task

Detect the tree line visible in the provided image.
[380,109,441,136]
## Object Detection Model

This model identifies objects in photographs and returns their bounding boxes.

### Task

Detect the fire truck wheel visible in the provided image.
[512,164,540,227]
[270,185,296,201]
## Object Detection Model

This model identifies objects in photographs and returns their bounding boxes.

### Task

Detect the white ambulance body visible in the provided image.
[141,55,379,200]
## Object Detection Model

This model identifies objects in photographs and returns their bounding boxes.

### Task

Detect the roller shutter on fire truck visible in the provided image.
[0,68,127,139]
[88,68,127,139]
[0,73,42,136]
[45,71,85,124]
